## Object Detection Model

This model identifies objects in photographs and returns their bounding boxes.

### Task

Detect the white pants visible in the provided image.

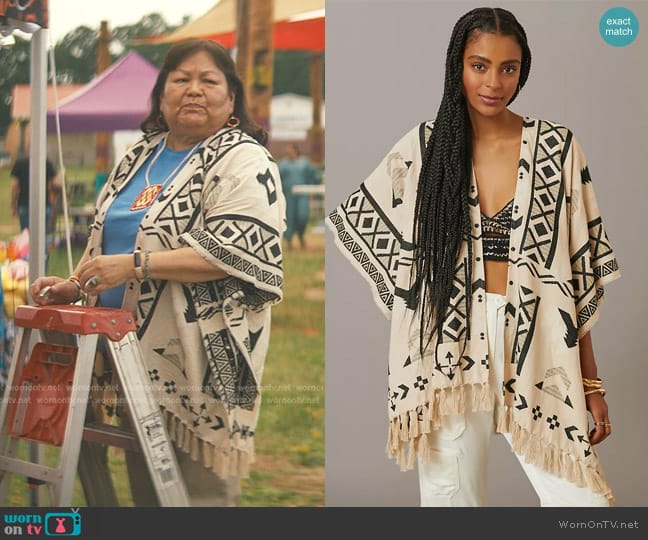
[417,293,610,507]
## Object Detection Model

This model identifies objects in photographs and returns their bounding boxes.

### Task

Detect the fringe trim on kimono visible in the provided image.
[162,408,254,479]
[386,396,615,505]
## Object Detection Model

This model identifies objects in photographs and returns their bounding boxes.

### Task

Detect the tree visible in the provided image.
[109,13,174,68]
[0,12,318,136]
[274,51,321,97]
[52,26,98,84]
[0,36,31,135]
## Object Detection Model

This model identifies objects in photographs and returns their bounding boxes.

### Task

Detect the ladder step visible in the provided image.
[14,305,136,341]
[0,457,58,483]
[0,306,189,506]
[82,424,139,452]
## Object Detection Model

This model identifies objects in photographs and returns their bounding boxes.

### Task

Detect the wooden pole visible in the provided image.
[95,21,111,191]
[235,0,250,84]
[307,52,324,166]
[236,0,274,134]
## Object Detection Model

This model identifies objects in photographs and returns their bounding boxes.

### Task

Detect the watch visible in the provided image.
[133,250,145,280]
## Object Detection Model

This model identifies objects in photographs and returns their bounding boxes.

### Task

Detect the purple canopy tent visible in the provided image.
[46,50,158,133]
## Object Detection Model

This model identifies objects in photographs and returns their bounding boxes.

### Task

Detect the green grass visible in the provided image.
[239,235,324,506]
[3,443,131,506]
[0,218,325,506]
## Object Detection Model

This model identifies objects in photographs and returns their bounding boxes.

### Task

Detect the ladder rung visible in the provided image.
[0,309,189,506]
[83,424,139,452]
[0,457,59,483]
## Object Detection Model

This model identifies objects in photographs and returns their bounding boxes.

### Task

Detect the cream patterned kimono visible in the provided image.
[87,127,285,478]
[328,118,620,501]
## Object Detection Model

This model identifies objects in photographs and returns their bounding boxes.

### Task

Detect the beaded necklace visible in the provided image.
[130,137,200,211]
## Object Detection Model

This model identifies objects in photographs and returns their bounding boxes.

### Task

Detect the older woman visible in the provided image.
[31,39,286,506]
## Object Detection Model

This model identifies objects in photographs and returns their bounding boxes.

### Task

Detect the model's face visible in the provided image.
[462,31,522,118]
[160,50,234,145]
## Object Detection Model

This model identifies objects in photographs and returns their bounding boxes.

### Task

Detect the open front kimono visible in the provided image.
[87,127,285,478]
[328,117,620,502]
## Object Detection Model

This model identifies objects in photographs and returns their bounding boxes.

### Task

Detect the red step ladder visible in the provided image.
[0,305,189,506]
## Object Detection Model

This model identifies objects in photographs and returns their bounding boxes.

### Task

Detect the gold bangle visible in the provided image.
[582,377,603,389]
[584,388,606,397]
[67,275,83,302]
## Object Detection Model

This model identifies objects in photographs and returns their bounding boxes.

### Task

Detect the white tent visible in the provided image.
[271,93,325,141]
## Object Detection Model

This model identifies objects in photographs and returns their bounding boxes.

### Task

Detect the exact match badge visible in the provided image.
[599,7,639,47]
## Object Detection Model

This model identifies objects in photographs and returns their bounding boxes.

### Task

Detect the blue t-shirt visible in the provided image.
[99,141,194,308]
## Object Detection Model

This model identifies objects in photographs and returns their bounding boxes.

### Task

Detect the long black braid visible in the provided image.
[413,7,532,356]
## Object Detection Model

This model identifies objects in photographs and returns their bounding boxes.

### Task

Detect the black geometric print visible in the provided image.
[413,375,429,391]
[149,182,203,247]
[535,367,574,409]
[153,338,184,372]
[462,355,475,371]
[394,252,418,310]
[504,378,516,395]
[230,419,254,439]
[206,215,282,268]
[546,414,560,430]
[244,328,263,353]
[184,229,282,299]
[558,308,578,348]
[570,214,619,329]
[440,256,471,344]
[511,256,573,298]
[179,391,226,432]
[203,329,257,410]
[386,152,407,207]
[256,168,278,205]
[520,121,568,270]
[515,393,528,410]
[512,286,540,376]
[434,350,462,381]
[418,121,434,156]
[329,189,400,311]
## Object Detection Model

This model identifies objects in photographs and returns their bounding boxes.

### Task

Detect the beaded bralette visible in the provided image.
[481,198,513,261]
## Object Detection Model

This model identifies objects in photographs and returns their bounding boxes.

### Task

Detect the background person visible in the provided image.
[10,154,61,264]
[279,143,319,249]
[30,39,286,506]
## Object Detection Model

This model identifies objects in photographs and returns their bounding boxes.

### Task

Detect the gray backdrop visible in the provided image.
[325,0,648,506]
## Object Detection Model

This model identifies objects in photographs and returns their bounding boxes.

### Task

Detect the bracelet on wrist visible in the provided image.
[582,377,603,389]
[67,275,84,302]
[143,250,152,280]
[584,387,607,397]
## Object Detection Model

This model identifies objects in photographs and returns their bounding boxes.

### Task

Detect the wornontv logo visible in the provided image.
[3,510,81,536]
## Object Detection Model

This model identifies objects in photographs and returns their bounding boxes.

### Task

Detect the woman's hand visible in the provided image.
[586,393,611,445]
[77,254,135,296]
[30,276,79,305]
